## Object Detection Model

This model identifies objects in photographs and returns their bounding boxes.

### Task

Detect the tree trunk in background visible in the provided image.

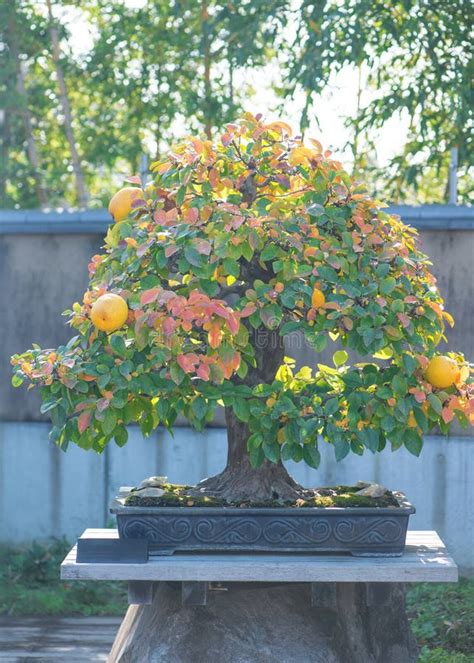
[8,4,48,208]
[46,0,88,207]
[193,327,304,502]
[0,109,9,204]
[201,0,212,139]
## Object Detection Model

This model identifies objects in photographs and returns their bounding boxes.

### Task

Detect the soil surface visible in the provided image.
[124,482,401,509]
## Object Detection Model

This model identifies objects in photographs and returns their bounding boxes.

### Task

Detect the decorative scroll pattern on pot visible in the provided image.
[118,514,407,550]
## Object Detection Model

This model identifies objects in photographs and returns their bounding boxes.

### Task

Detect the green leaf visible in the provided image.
[380,277,397,295]
[191,396,207,420]
[233,398,250,422]
[249,445,265,468]
[310,333,327,353]
[405,430,423,456]
[281,444,293,461]
[402,354,418,376]
[247,432,263,450]
[184,246,202,267]
[260,244,280,261]
[176,185,186,206]
[114,426,129,447]
[358,428,379,452]
[334,439,350,461]
[290,444,303,462]
[303,445,321,468]
[263,441,280,463]
[12,374,24,387]
[109,335,127,356]
[170,364,185,385]
[40,400,59,414]
[223,258,240,278]
[102,409,117,436]
[375,263,391,278]
[156,398,169,420]
[333,350,348,367]
[413,408,429,433]
[325,398,339,415]
[392,374,408,395]
[307,203,325,216]
[427,393,443,415]
[280,321,300,335]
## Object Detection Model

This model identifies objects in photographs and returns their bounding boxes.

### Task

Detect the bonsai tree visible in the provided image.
[12,113,473,502]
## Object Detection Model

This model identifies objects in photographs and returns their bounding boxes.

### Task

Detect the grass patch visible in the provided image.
[1,540,473,663]
[0,540,127,616]
[407,579,474,662]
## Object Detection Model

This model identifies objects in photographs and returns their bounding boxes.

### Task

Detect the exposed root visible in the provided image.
[189,460,311,503]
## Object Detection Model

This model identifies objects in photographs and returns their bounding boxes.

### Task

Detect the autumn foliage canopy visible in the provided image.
[12,113,473,469]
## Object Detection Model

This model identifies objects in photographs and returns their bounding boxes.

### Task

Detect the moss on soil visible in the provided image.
[124,482,400,509]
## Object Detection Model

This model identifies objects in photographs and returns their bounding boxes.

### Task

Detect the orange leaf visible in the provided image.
[208,324,223,349]
[441,407,454,424]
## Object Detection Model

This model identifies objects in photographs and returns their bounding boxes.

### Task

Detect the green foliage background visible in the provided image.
[0,0,472,209]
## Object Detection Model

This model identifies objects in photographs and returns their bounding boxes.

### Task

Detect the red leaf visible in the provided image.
[225,314,240,335]
[177,353,199,373]
[78,410,92,434]
[164,244,179,258]
[209,168,220,188]
[163,317,178,336]
[196,363,210,381]
[154,209,167,224]
[413,390,426,403]
[96,398,110,413]
[125,175,142,185]
[183,208,199,224]
[397,313,411,328]
[194,239,211,255]
[441,407,454,424]
[140,288,161,305]
[239,303,257,318]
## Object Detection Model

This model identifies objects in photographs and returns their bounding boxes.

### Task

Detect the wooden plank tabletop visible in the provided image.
[61,529,457,584]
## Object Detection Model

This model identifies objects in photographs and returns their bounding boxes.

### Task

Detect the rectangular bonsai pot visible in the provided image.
[110,494,415,557]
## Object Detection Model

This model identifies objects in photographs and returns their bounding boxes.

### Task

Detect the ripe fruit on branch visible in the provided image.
[425,355,460,389]
[90,293,128,332]
[108,187,142,222]
[311,287,326,309]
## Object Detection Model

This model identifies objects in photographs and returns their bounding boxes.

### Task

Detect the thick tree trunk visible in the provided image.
[193,327,305,502]
[46,0,88,207]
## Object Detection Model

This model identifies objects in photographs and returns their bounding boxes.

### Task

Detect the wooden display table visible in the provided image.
[61,530,457,663]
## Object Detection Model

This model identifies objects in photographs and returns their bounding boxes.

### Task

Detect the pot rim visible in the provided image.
[110,492,415,516]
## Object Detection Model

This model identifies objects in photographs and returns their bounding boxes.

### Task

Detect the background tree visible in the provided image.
[285,0,473,202]
[46,0,88,207]
[12,114,473,501]
[1,1,471,208]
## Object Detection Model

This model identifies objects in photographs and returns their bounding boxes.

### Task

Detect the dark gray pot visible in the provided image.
[111,493,414,557]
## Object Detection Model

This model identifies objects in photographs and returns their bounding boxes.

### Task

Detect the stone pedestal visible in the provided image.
[109,581,418,663]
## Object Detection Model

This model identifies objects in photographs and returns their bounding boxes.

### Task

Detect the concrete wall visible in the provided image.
[0,422,473,573]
